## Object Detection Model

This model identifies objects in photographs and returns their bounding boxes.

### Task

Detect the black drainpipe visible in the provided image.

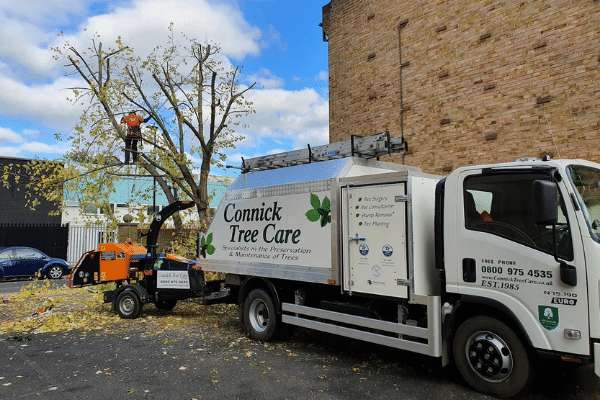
[397,20,408,164]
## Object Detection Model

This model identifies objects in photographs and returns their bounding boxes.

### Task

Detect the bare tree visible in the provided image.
[49,26,255,230]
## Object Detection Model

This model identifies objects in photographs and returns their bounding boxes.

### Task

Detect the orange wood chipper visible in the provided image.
[68,201,229,318]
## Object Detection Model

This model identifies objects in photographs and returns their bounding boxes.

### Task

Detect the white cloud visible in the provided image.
[247,68,284,89]
[23,129,42,139]
[0,74,84,130]
[0,1,110,79]
[0,141,70,158]
[72,0,262,61]
[229,87,329,159]
[226,153,245,163]
[315,70,328,81]
[266,148,287,155]
[0,17,59,78]
[0,0,90,25]
[0,127,24,143]
[20,142,70,155]
[262,24,287,52]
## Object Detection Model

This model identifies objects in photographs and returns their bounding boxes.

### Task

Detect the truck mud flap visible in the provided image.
[103,290,116,304]
[595,343,600,377]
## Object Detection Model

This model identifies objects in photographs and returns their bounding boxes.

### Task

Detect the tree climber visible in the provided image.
[120,111,151,164]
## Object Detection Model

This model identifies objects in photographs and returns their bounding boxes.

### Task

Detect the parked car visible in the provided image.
[0,247,70,280]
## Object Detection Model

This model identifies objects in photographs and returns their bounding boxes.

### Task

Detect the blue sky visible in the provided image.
[0,0,329,177]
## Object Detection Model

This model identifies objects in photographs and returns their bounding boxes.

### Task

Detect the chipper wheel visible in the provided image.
[115,290,144,319]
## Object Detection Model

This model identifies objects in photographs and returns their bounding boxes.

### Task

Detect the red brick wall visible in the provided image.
[323,0,600,175]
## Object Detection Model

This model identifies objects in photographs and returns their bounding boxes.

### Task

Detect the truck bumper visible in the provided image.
[595,342,600,377]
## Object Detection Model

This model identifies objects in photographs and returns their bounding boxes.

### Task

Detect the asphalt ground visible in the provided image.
[1,279,599,399]
[1,313,599,400]
[0,278,67,295]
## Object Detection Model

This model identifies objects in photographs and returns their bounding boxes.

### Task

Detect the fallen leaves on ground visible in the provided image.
[0,279,240,338]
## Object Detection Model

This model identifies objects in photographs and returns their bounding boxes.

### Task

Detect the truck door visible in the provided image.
[452,169,589,355]
[565,165,600,343]
[341,183,408,298]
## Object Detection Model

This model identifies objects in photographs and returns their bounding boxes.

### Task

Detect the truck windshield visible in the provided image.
[568,165,600,241]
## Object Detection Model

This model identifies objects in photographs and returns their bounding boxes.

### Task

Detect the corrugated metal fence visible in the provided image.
[67,225,109,266]
[0,223,69,260]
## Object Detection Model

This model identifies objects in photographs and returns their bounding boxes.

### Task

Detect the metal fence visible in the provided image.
[66,225,109,267]
[0,223,69,260]
[0,223,113,267]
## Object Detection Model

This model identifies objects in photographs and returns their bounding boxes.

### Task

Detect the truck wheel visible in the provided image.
[155,300,177,311]
[453,316,532,398]
[244,288,283,341]
[116,290,143,319]
[46,266,63,279]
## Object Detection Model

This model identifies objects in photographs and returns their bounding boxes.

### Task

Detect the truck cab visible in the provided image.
[442,158,600,396]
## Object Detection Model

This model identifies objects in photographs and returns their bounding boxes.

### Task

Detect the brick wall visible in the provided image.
[323,0,600,175]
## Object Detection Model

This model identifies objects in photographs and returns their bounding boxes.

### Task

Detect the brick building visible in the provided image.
[321,0,600,175]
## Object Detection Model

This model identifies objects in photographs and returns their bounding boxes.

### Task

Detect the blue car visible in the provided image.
[0,247,70,280]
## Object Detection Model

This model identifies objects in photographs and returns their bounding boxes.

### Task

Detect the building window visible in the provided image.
[147,205,160,215]
[82,204,98,214]
[99,203,115,215]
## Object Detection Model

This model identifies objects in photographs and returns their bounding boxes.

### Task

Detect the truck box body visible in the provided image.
[200,157,440,298]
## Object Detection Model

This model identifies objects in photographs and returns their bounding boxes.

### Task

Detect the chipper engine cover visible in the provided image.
[69,241,146,287]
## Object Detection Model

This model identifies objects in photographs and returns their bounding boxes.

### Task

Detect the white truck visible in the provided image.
[198,132,600,398]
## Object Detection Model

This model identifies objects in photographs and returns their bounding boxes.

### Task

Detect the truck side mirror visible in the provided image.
[532,180,558,225]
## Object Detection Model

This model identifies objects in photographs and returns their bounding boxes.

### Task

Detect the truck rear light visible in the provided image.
[561,356,583,363]
[327,279,336,285]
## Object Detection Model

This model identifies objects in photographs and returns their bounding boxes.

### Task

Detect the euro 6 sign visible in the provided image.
[204,192,332,268]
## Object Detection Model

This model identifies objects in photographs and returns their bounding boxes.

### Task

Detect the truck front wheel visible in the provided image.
[244,288,283,341]
[116,290,143,319]
[453,316,532,398]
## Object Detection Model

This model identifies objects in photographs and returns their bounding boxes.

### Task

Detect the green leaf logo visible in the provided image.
[200,232,215,257]
[306,194,331,227]
[305,209,320,222]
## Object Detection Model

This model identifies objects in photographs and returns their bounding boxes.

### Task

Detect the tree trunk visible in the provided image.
[197,151,212,231]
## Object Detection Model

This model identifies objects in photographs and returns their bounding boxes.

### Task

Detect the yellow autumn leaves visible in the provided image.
[0,279,238,336]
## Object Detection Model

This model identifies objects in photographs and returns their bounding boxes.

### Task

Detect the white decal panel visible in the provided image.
[157,270,190,289]
[204,191,332,268]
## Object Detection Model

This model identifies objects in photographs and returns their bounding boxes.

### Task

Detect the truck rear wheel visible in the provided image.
[244,288,283,341]
[453,316,532,398]
[116,290,143,319]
